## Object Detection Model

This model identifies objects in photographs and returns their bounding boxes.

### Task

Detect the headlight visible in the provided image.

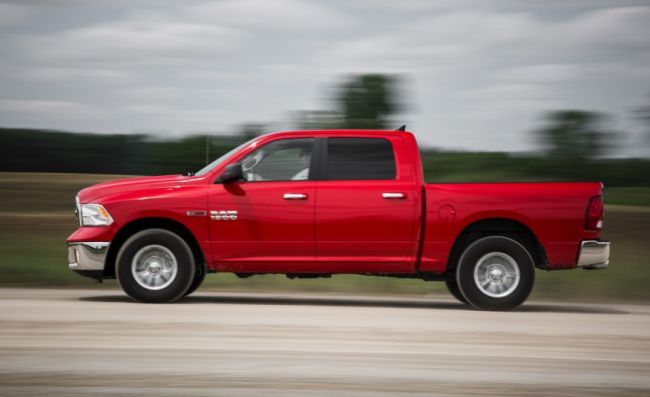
[80,203,114,226]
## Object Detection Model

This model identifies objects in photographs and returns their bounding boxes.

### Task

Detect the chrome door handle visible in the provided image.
[382,192,405,199]
[283,193,308,200]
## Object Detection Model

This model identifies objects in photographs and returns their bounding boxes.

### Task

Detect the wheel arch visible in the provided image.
[103,217,206,278]
[446,217,547,274]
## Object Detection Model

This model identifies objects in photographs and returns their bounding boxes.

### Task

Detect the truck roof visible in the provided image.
[263,129,413,138]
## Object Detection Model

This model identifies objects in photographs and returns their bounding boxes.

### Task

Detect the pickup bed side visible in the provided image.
[420,182,604,273]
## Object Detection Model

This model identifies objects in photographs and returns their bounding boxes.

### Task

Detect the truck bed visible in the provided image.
[419,182,604,272]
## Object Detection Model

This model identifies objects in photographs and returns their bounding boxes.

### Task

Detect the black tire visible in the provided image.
[445,280,468,304]
[116,229,195,303]
[184,266,206,297]
[456,236,535,311]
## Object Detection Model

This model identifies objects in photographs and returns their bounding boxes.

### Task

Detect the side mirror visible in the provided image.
[216,162,243,183]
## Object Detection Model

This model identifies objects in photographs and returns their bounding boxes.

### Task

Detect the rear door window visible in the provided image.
[326,138,396,180]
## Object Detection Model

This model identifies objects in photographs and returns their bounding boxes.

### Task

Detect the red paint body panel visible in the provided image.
[208,181,317,272]
[72,174,213,262]
[420,182,602,272]
[67,129,604,276]
[315,179,420,272]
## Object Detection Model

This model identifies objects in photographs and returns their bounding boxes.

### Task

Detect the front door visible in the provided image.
[208,138,317,272]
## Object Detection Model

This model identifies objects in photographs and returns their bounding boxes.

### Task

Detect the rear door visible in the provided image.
[315,136,420,272]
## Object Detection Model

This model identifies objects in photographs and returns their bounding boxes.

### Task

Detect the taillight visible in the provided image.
[585,195,604,230]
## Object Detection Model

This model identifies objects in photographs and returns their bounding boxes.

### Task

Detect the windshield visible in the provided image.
[195,137,258,177]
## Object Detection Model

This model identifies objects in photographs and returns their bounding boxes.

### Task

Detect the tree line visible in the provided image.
[2,125,649,187]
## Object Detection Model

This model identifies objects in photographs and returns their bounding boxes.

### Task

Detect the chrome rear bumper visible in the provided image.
[577,240,610,270]
[68,242,110,271]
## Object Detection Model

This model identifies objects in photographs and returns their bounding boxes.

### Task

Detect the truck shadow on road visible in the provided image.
[80,294,629,315]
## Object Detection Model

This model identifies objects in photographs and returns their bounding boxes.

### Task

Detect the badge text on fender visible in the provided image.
[210,210,238,220]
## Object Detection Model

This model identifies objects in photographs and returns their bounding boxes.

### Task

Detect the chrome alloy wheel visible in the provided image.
[473,252,520,298]
[131,244,178,291]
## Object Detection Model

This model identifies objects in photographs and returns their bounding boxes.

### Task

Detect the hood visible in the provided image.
[78,174,191,203]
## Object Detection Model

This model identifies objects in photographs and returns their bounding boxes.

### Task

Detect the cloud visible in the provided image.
[0,3,31,26]
[182,0,354,31]
[493,64,579,84]
[0,0,649,152]
[0,99,101,119]
[19,66,134,83]
[16,10,245,67]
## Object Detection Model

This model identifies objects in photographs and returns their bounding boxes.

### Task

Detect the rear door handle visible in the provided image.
[283,193,308,200]
[382,192,406,199]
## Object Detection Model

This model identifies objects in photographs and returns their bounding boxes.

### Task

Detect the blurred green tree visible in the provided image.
[338,74,401,129]
[536,110,613,162]
[238,123,266,140]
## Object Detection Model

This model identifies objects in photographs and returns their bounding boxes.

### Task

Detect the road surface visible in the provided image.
[1,288,649,396]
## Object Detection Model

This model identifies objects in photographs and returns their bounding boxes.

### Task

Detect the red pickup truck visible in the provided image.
[67,129,610,310]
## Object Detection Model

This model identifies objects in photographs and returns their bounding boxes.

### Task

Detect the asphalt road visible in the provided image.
[1,288,649,396]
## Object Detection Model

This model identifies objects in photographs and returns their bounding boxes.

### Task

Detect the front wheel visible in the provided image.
[184,267,206,297]
[456,236,535,311]
[116,229,196,303]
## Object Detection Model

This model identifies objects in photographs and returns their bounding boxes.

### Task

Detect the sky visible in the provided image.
[0,0,649,154]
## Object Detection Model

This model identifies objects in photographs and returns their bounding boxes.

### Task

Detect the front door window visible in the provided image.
[240,138,314,182]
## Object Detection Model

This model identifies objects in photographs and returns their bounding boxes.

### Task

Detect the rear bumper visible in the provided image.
[68,242,110,272]
[577,240,610,270]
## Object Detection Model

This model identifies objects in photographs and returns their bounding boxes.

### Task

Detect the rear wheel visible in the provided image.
[184,267,206,297]
[445,280,468,304]
[116,229,195,303]
[456,236,535,310]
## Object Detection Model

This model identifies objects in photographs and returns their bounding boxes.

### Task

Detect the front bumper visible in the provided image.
[68,242,110,272]
[577,240,610,270]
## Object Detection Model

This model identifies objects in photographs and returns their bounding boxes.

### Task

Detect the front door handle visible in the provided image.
[283,193,308,200]
[382,192,406,199]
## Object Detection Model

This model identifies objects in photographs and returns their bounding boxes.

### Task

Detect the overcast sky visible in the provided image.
[1,0,649,153]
